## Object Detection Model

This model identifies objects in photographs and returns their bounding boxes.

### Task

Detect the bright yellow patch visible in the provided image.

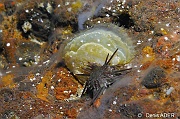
[36,71,53,102]
[71,0,82,12]
[1,73,15,88]
[142,46,155,62]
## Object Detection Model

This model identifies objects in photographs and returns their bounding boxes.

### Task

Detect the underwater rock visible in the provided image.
[18,82,34,91]
[141,67,166,89]
[15,42,41,66]
[0,88,14,102]
[0,14,3,23]
[63,24,135,75]
[0,27,3,50]
[0,111,20,119]
[77,0,110,30]
[119,103,142,118]
[0,55,8,69]
[17,1,55,41]
[4,1,16,16]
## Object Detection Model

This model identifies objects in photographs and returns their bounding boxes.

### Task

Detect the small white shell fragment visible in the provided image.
[46,3,53,13]
[22,21,32,33]
[166,87,174,95]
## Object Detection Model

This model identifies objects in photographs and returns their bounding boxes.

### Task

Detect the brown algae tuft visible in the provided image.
[63,24,135,75]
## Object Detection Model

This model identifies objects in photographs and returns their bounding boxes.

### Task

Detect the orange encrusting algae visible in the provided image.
[36,71,54,102]
[142,46,155,63]
[66,108,78,118]
[55,67,81,100]
[1,16,30,67]
[0,3,5,12]
[0,73,16,88]
[0,0,179,118]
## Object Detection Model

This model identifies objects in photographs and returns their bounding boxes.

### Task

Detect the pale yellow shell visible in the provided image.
[63,24,135,74]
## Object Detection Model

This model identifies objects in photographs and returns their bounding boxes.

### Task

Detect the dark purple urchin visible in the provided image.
[81,49,131,105]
